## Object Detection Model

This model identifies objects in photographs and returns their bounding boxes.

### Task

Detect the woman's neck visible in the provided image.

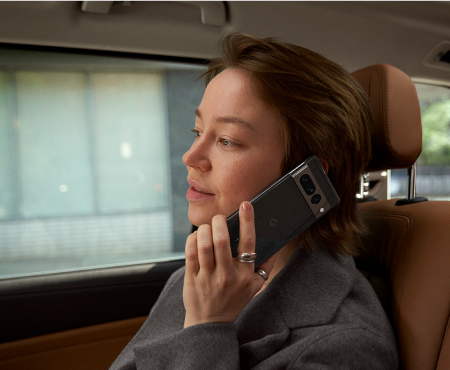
[255,237,300,295]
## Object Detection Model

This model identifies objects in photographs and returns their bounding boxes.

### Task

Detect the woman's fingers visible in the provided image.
[237,201,256,254]
[211,215,233,273]
[196,224,215,273]
[183,202,272,326]
[236,201,256,271]
[253,251,278,288]
[185,231,199,275]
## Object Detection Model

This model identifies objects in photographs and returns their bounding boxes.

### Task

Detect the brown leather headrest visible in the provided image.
[351,64,422,172]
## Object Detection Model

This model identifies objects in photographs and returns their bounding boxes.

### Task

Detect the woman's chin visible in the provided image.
[188,209,212,227]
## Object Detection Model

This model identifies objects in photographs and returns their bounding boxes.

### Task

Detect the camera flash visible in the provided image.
[320,208,324,213]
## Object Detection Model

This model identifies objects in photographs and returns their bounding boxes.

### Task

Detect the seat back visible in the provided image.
[351,64,450,370]
[358,200,450,370]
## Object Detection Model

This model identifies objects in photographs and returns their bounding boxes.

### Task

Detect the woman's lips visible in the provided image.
[186,186,215,201]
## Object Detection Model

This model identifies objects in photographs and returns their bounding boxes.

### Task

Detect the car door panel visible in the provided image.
[0,259,185,368]
[0,316,146,370]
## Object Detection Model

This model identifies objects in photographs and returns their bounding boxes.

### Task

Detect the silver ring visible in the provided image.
[236,252,257,263]
[256,268,268,281]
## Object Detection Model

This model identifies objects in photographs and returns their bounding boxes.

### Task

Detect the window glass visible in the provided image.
[16,71,94,217]
[390,83,450,200]
[0,72,14,220]
[0,47,206,278]
[92,73,168,213]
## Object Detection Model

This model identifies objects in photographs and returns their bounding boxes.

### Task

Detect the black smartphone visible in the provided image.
[226,155,340,267]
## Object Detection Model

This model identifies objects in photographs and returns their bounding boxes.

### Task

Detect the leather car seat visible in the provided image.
[351,64,450,370]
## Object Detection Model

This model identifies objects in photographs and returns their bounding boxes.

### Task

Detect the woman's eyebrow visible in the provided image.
[195,108,257,132]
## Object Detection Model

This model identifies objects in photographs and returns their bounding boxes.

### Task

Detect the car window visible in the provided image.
[390,83,450,201]
[0,46,206,278]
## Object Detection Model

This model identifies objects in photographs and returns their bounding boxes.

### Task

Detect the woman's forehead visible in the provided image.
[199,69,279,129]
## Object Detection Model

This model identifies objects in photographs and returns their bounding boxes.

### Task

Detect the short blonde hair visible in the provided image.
[202,33,373,256]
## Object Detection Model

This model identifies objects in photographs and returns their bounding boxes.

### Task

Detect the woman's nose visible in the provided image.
[182,139,211,171]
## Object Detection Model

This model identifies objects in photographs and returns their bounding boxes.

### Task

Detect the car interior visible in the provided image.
[352,63,450,370]
[0,2,449,370]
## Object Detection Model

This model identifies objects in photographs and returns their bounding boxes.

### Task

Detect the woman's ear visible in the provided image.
[319,158,329,174]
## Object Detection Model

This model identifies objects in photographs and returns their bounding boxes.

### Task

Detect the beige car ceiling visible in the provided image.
[0,1,449,84]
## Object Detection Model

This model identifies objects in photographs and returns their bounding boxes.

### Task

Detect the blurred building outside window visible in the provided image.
[0,47,206,278]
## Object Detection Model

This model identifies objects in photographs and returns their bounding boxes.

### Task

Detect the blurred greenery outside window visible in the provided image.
[390,83,450,201]
[0,47,206,278]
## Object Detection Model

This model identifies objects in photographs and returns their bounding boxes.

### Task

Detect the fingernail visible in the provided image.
[193,230,197,234]
[242,201,252,211]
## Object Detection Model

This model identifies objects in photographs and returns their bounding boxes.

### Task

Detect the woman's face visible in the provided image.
[183,68,285,226]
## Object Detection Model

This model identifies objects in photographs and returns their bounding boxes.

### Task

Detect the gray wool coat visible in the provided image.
[109,244,399,369]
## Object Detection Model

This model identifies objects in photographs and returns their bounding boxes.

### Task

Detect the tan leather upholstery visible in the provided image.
[353,64,450,370]
[0,316,147,370]
[358,200,450,370]
[352,64,422,172]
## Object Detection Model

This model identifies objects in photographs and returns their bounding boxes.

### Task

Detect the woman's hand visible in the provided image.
[183,201,277,328]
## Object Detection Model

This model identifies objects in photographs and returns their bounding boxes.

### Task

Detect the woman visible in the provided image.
[110,33,398,369]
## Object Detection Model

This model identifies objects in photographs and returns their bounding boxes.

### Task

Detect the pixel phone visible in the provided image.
[226,155,340,267]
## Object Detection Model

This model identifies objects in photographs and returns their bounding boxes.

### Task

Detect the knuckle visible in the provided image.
[241,213,253,222]
[240,209,254,222]
[198,241,212,255]
[185,248,197,262]
[214,234,229,249]
[240,235,256,247]
[218,273,233,288]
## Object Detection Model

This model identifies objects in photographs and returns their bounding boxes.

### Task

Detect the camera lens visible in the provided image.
[311,194,321,204]
[300,174,316,195]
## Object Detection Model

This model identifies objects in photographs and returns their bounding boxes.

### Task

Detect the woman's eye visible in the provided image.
[190,129,201,139]
[219,138,235,147]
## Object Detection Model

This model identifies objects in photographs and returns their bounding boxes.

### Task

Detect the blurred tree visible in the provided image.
[418,100,450,166]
